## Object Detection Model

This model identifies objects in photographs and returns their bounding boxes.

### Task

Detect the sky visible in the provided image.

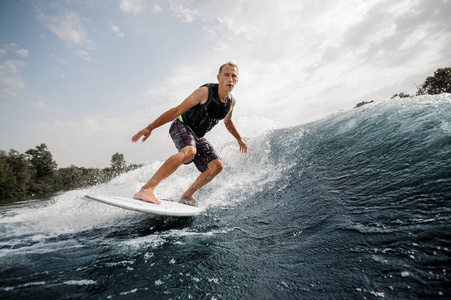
[1,0,450,168]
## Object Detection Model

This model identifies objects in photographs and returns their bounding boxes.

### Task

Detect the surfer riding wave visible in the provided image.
[131,62,248,207]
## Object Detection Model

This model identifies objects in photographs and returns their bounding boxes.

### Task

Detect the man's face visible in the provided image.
[217,65,239,92]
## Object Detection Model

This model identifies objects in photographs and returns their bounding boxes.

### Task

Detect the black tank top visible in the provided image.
[180,83,232,137]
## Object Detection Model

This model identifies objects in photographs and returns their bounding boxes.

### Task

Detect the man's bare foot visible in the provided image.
[179,195,198,207]
[133,189,161,205]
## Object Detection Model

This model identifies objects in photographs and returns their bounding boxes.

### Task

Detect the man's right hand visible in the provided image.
[131,128,151,143]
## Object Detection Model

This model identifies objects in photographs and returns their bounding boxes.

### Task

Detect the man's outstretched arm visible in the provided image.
[132,87,208,143]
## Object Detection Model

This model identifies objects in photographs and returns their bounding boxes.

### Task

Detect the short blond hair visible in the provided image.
[219,62,238,75]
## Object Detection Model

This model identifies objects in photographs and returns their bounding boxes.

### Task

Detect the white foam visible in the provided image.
[0,116,292,261]
[64,280,96,286]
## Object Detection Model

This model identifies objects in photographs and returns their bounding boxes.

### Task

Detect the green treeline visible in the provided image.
[0,143,142,204]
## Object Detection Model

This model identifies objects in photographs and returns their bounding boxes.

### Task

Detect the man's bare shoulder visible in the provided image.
[178,86,209,112]
[192,86,209,104]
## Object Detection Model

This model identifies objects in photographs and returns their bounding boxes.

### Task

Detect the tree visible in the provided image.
[7,150,32,197]
[416,67,451,95]
[25,143,58,178]
[57,165,83,190]
[0,151,17,200]
[110,152,127,176]
[25,143,58,194]
[0,150,33,200]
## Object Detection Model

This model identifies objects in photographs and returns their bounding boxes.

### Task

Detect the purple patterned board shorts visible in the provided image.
[169,119,220,173]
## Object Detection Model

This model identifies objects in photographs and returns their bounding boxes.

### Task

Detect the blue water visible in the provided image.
[1,94,450,299]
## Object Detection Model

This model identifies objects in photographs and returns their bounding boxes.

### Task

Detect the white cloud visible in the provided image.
[54,56,68,65]
[32,100,61,114]
[0,59,26,97]
[119,0,147,14]
[0,43,30,57]
[158,0,451,123]
[45,11,93,47]
[111,25,125,37]
[75,49,95,62]
[169,1,200,23]
[37,8,95,61]
[0,43,29,97]
[153,3,163,12]
[32,101,49,109]
[31,114,154,167]
[16,49,29,57]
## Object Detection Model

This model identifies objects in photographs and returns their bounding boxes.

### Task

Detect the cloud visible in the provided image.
[111,25,125,37]
[31,114,153,167]
[32,101,49,109]
[0,43,30,57]
[75,49,95,62]
[0,59,26,97]
[146,0,451,125]
[45,11,93,48]
[119,0,147,14]
[312,0,451,81]
[16,49,29,57]
[36,8,95,61]
[32,100,61,114]
[0,44,29,98]
[153,3,163,12]
[169,1,200,23]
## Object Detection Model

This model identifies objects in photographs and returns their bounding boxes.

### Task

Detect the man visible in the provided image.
[131,62,248,207]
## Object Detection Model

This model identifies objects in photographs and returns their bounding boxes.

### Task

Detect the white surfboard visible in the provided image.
[85,195,200,217]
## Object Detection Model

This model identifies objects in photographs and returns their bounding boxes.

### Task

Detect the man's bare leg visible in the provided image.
[180,159,224,206]
[134,146,196,204]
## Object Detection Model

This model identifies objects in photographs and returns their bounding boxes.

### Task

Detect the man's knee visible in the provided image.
[209,159,224,174]
[181,146,196,163]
